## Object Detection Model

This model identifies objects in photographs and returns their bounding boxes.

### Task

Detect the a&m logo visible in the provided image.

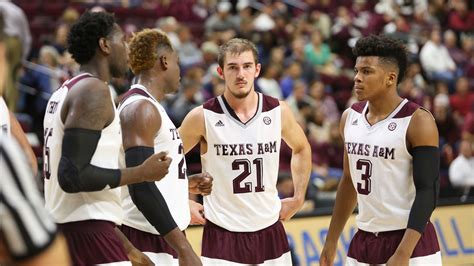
[388,122,397,131]
[263,116,271,125]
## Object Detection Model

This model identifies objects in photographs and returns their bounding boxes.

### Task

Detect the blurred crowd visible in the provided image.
[2,0,474,212]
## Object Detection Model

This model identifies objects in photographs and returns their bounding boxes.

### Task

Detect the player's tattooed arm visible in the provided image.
[57,79,171,193]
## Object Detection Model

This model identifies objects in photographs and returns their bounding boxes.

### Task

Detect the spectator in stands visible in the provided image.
[462,103,474,142]
[280,62,304,99]
[419,28,458,92]
[0,1,32,111]
[257,64,283,99]
[309,10,331,40]
[450,77,474,125]
[168,79,202,127]
[444,29,469,69]
[308,80,339,124]
[20,45,64,142]
[176,25,203,70]
[204,1,238,34]
[305,30,333,74]
[447,0,474,33]
[449,140,474,189]
[155,16,180,48]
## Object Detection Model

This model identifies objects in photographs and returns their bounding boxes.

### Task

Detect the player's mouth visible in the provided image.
[353,84,363,91]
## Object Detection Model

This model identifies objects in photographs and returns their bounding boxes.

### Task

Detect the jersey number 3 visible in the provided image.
[232,158,265,194]
[356,159,372,195]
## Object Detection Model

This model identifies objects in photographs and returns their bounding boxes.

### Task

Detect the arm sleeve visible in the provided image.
[407,146,440,233]
[0,139,57,261]
[125,146,178,235]
[58,128,121,193]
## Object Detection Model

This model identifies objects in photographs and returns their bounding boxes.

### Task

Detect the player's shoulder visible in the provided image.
[349,101,367,113]
[203,97,223,114]
[393,100,423,119]
[261,94,280,112]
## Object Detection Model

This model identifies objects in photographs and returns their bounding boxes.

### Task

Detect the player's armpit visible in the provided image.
[178,106,205,154]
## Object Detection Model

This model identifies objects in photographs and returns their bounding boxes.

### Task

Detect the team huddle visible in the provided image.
[2,10,442,266]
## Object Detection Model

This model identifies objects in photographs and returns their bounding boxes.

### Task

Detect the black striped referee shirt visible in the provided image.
[0,137,57,261]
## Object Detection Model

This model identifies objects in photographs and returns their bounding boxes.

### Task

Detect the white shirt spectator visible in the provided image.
[420,40,456,73]
[449,141,474,187]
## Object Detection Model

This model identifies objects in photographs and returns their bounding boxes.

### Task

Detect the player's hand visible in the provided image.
[178,249,202,266]
[188,172,213,195]
[127,247,154,266]
[141,151,172,182]
[189,200,206,225]
[386,251,409,266]
[319,243,337,266]
[279,197,304,220]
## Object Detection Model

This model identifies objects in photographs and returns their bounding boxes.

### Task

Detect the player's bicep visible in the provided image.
[407,109,439,148]
[120,100,161,150]
[178,106,205,154]
[280,101,308,151]
[63,80,114,130]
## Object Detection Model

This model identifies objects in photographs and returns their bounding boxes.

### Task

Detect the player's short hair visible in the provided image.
[67,11,116,64]
[128,28,173,75]
[218,38,259,68]
[353,35,408,84]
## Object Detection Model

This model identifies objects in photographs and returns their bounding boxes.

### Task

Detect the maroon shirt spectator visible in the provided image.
[450,77,474,119]
[447,0,474,32]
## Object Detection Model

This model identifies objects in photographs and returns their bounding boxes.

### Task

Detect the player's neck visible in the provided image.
[135,74,165,101]
[367,92,403,118]
[80,59,110,83]
[223,90,258,116]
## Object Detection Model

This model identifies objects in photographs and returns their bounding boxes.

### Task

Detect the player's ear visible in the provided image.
[217,66,224,80]
[98,37,111,55]
[159,55,168,70]
[387,71,397,86]
[255,63,261,78]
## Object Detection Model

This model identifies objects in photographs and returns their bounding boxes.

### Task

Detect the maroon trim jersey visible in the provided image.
[201,93,282,232]
[344,99,426,232]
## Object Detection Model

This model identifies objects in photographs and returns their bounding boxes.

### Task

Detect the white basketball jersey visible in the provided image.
[344,99,422,232]
[118,85,190,235]
[202,93,282,232]
[43,73,123,224]
[0,97,10,137]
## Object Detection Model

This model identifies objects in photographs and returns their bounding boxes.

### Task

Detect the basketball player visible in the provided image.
[320,35,441,265]
[179,38,312,265]
[43,12,172,265]
[118,28,212,265]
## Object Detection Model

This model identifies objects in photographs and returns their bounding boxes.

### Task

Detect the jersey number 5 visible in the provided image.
[356,159,372,195]
[232,158,265,194]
